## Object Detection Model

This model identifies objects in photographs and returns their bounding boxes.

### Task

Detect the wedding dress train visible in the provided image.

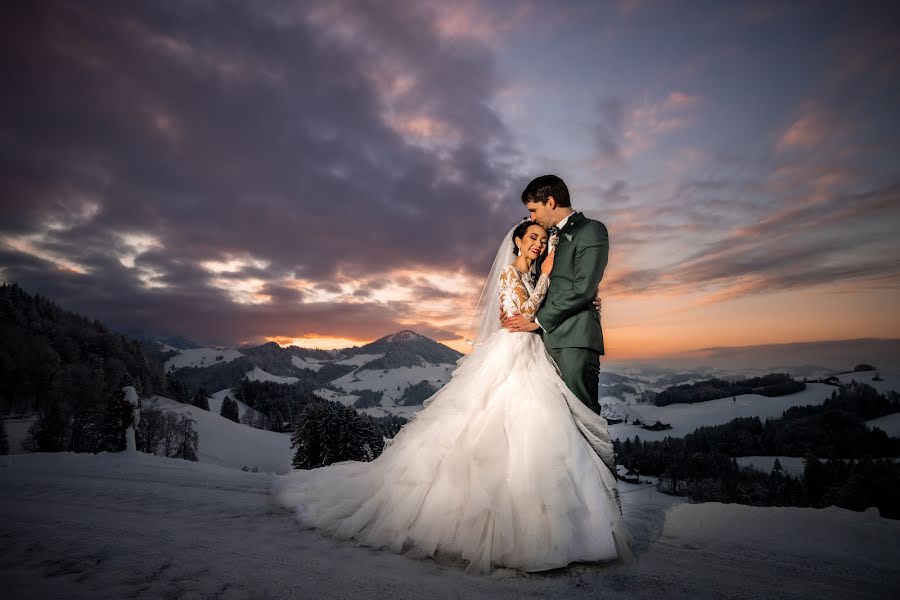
[275,265,632,573]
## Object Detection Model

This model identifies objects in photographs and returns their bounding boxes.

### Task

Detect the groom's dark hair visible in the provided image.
[521,174,571,207]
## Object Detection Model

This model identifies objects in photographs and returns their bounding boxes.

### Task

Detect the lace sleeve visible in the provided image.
[499,266,550,321]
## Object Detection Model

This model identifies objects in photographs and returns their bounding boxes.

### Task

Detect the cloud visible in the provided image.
[592,91,702,171]
[604,184,900,301]
[0,0,521,346]
[593,97,626,168]
[776,103,831,152]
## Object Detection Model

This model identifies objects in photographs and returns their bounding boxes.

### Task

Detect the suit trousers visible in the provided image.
[546,346,602,415]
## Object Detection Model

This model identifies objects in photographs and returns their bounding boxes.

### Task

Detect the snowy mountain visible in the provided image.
[164,329,463,419]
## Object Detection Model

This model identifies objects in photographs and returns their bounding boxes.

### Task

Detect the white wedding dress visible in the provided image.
[275,264,632,574]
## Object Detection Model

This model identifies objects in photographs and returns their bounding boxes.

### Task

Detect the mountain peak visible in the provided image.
[379,330,424,343]
[357,330,462,364]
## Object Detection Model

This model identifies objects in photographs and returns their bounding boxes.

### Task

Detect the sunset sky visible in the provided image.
[2,1,899,358]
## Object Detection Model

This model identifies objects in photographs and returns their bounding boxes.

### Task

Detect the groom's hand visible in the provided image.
[501,313,540,333]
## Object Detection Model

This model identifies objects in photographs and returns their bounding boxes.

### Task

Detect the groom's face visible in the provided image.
[525,199,555,228]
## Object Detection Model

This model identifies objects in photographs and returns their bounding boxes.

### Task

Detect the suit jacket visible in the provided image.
[535,212,609,353]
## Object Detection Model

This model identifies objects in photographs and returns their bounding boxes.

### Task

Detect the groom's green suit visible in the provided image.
[535,212,609,415]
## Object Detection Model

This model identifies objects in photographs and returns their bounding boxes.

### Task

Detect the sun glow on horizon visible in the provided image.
[267,335,373,351]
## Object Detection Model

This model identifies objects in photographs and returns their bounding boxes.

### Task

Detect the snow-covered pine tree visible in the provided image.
[0,418,9,454]
[772,457,784,474]
[220,396,240,423]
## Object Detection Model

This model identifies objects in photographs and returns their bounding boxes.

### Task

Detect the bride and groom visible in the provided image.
[276,174,632,574]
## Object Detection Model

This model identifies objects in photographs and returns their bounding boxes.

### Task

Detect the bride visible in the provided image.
[275,220,633,574]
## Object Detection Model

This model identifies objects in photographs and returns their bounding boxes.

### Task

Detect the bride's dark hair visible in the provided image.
[511,220,546,255]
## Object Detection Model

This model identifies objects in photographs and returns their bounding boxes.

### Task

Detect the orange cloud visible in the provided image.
[623,91,702,157]
[775,103,834,152]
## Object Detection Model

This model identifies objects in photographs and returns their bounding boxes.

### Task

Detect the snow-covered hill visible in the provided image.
[866,412,900,437]
[605,383,836,442]
[164,346,243,370]
[331,362,456,403]
[2,452,898,598]
[244,365,299,384]
[150,395,292,473]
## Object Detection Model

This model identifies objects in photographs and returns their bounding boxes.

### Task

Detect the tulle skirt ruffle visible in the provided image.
[275,330,633,574]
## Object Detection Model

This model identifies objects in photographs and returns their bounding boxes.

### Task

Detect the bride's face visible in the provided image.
[516,224,548,259]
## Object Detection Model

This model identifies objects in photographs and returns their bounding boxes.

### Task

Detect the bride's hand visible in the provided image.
[593,285,602,316]
[540,248,555,276]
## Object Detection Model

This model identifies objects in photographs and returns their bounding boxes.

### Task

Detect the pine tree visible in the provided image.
[0,418,9,454]
[292,402,328,469]
[220,396,240,423]
[191,388,210,411]
[772,457,783,474]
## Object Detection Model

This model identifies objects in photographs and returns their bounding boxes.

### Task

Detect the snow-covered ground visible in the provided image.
[244,366,299,385]
[313,387,361,406]
[208,388,258,420]
[164,347,243,370]
[606,383,835,442]
[335,352,384,366]
[312,388,424,420]
[868,413,900,437]
[332,363,455,403]
[152,396,292,474]
[2,415,38,454]
[835,368,900,396]
[2,452,898,599]
[291,355,323,372]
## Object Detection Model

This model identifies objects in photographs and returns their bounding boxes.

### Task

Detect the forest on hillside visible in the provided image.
[617,382,900,517]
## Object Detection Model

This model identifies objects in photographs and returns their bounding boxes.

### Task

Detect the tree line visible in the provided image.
[616,382,900,518]
[653,373,806,406]
[0,284,178,454]
[290,400,407,468]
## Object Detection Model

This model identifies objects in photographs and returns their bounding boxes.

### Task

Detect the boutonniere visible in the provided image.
[548,231,560,251]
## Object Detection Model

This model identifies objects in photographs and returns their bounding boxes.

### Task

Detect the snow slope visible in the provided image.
[335,352,384,366]
[332,363,455,403]
[2,452,899,599]
[208,388,258,419]
[1,415,37,454]
[291,355,323,372]
[164,347,243,370]
[151,395,292,474]
[867,413,900,437]
[607,383,834,442]
[244,366,299,385]
[835,368,900,395]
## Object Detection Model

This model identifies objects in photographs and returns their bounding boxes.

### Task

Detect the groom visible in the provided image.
[501,174,609,415]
